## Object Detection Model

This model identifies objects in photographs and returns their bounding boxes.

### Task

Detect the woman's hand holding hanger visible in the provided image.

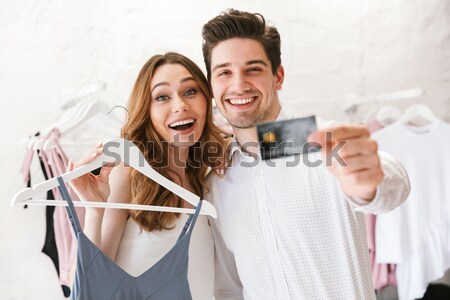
[67,142,114,214]
[66,142,124,253]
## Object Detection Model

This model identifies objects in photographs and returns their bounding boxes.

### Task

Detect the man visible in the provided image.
[202,9,410,299]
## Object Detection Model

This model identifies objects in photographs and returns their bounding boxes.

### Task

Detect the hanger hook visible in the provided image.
[107,105,129,123]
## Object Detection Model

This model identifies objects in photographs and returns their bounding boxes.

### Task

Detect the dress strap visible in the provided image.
[177,200,203,241]
[56,176,82,235]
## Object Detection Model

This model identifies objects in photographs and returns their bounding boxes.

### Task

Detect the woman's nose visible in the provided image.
[171,96,190,113]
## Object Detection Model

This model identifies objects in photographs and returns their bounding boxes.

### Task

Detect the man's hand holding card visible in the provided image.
[307,124,383,202]
[256,116,383,202]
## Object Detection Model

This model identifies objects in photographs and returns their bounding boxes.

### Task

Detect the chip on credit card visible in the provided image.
[256,115,321,160]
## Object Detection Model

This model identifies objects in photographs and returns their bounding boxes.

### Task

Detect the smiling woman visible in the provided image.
[149,63,207,147]
[65,52,226,299]
[122,52,222,231]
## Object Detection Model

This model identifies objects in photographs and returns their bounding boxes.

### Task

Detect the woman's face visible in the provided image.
[149,63,207,147]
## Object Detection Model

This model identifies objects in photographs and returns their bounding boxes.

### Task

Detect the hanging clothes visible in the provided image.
[373,120,450,300]
[365,118,398,293]
[365,214,398,291]
[20,133,64,295]
[21,128,87,298]
[40,128,85,297]
[56,176,202,300]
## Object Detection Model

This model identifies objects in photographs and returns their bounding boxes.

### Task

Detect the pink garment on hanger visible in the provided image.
[38,130,64,199]
[20,145,35,184]
[41,128,85,290]
[21,131,58,185]
[365,119,397,290]
[365,214,397,289]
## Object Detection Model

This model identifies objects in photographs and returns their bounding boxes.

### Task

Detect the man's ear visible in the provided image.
[274,65,284,91]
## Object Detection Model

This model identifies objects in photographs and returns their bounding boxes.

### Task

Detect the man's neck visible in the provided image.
[233,105,282,156]
[232,126,259,155]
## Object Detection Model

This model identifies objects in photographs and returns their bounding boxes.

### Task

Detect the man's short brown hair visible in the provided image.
[202,9,281,80]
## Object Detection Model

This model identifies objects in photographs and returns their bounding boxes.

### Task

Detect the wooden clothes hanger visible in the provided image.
[12,138,217,218]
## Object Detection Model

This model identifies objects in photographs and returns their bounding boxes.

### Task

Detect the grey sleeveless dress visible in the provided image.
[57,176,202,300]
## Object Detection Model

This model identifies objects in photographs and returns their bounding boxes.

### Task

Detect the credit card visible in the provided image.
[256,115,321,160]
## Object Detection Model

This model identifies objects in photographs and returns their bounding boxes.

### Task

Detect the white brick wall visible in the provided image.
[1,1,449,299]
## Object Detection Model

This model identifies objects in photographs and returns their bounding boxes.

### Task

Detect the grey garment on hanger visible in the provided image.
[376,285,398,300]
[57,176,201,300]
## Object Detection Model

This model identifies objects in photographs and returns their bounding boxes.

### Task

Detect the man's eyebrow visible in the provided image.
[212,62,230,72]
[212,60,269,72]
[151,77,196,93]
[246,59,268,67]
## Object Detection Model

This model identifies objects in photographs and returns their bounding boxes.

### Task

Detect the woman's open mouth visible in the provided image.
[168,119,196,131]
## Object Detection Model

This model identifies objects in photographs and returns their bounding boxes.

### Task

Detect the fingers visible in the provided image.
[308,125,370,147]
[98,164,114,183]
[67,161,75,172]
[335,137,378,159]
[210,138,234,177]
[66,161,83,190]
[73,143,104,168]
[330,153,381,175]
[311,124,384,200]
[307,125,378,169]
[212,158,227,177]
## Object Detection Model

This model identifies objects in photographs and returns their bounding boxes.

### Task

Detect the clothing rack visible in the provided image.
[343,88,425,115]
[61,81,107,110]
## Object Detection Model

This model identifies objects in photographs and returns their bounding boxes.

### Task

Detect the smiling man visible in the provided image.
[202,9,411,300]
[209,38,281,129]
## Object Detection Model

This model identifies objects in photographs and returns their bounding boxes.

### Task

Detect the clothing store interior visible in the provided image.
[1,1,449,300]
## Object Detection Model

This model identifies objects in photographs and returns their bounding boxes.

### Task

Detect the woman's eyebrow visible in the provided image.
[151,82,169,92]
[180,77,195,84]
[151,77,196,93]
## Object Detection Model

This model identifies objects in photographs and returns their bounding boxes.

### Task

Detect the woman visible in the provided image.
[68,52,226,299]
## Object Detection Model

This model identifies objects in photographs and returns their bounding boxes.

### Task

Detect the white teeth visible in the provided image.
[229,97,255,105]
[169,119,195,128]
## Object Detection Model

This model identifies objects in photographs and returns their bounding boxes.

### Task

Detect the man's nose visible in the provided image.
[231,72,251,91]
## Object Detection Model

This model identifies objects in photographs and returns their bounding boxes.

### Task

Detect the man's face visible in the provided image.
[210,38,284,129]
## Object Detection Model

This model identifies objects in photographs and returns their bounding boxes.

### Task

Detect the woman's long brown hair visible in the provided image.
[121,52,225,232]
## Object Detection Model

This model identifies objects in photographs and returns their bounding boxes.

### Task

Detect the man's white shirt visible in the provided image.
[205,110,410,300]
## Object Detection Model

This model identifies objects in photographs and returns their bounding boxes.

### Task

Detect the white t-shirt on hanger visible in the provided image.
[373,120,450,300]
